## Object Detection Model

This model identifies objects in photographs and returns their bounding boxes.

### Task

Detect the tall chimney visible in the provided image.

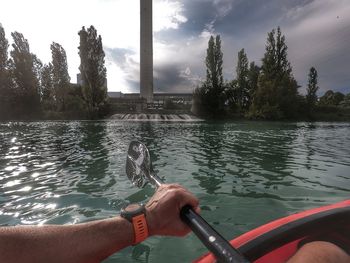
[140,0,153,102]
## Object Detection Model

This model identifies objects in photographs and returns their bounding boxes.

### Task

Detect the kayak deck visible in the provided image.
[195,200,350,263]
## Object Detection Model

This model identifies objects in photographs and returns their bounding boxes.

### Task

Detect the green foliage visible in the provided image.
[0,23,110,120]
[247,62,260,107]
[193,35,226,117]
[40,63,55,111]
[306,67,319,110]
[206,35,224,90]
[65,84,87,114]
[78,26,108,118]
[192,82,209,116]
[9,31,41,118]
[223,80,238,112]
[319,90,345,106]
[0,24,12,119]
[249,27,299,119]
[51,42,71,111]
[226,55,260,116]
[339,93,350,108]
[235,48,249,110]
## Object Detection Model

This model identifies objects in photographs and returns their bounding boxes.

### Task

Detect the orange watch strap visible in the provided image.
[132,214,149,245]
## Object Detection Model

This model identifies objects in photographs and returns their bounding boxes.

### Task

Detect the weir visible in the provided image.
[110,113,202,121]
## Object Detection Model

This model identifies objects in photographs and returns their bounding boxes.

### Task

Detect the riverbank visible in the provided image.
[199,106,350,122]
[1,105,350,122]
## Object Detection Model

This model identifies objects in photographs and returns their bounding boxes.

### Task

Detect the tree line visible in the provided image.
[193,27,350,120]
[0,24,108,120]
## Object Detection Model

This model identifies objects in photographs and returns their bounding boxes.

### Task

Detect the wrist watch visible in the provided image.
[120,203,149,245]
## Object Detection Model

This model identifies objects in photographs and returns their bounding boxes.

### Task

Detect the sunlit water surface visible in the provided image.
[0,121,349,262]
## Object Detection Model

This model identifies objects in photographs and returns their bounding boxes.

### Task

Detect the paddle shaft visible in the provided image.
[149,174,249,263]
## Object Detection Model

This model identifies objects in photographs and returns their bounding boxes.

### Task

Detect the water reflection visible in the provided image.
[0,121,349,263]
[132,243,151,262]
[192,122,226,194]
[75,122,110,194]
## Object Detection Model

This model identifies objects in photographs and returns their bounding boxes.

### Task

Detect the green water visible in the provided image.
[0,121,350,262]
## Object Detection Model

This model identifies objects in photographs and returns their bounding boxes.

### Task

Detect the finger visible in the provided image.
[176,188,200,212]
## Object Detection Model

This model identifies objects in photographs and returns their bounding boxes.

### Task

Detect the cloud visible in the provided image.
[105,47,139,92]
[2,0,348,95]
[154,0,187,31]
[154,63,203,93]
[212,0,235,18]
[103,0,349,95]
[282,0,350,93]
[159,0,350,95]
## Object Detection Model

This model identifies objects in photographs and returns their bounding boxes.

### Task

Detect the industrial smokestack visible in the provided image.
[140,0,153,102]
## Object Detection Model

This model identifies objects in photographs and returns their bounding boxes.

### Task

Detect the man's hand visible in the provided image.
[145,184,200,237]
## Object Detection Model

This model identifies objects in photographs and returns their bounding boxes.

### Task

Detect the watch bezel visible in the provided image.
[120,203,146,222]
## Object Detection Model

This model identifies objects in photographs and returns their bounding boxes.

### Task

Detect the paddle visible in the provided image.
[126,141,250,263]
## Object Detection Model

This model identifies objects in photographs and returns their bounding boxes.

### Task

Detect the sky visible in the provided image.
[0,0,349,95]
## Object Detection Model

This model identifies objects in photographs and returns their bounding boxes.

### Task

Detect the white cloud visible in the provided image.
[213,0,234,18]
[154,0,187,31]
[200,20,216,38]
[0,0,188,92]
[283,0,350,92]
[2,0,348,94]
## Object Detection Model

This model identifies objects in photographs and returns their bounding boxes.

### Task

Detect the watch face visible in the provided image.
[125,203,142,212]
[121,203,146,222]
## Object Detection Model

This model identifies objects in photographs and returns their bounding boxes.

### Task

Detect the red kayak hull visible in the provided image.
[195,200,350,263]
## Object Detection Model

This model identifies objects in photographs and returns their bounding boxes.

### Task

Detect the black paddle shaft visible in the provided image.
[180,205,249,263]
[125,141,250,263]
[149,174,249,263]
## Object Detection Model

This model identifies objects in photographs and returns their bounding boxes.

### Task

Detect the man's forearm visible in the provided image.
[0,217,134,263]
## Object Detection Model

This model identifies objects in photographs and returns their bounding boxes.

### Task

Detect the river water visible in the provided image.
[0,121,349,262]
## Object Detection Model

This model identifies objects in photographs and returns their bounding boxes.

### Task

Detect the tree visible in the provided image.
[247,62,260,108]
[9,31,41,118]
[235,48,249,111]
[223,79,238,112]
[78,26,107,118]
[250,27,299,119]
[319,90,345,106]
[51,42,71,111]
[339,93,350,108]
[40,63,55,110]
[196,35,225,116]
[32,54,43,97]
[206,35,224,90]
[306,67,319,110]
[0,24,12,119]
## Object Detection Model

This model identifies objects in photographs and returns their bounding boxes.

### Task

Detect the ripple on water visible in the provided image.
[0,121,349,262]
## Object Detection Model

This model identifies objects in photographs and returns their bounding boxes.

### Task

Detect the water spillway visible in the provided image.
[110,113,203,121]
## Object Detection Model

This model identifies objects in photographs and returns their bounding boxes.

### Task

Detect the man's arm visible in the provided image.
[0,184,199,263]
[0,217,133,263]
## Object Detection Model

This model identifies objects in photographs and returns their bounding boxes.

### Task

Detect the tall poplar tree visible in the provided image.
[250,27,299,119]
[51,42,70,111]
[204,35,225,116]
[9,32,41,117]
[193,35,225,117]
[40,63,54,110]
[247,62,260,108]
[0,24,11,119]
[235,48,249,110]
[306,67,319,109]
[78,26,107,118]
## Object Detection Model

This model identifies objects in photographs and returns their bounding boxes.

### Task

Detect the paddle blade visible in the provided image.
[126,141,152,188]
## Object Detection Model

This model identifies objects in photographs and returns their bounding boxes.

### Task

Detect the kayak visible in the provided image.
[195,199,350,263]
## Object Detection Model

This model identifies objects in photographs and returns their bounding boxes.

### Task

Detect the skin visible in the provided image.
[0,184,348,263]
[0,184,199,263]
[287,241,350,263]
